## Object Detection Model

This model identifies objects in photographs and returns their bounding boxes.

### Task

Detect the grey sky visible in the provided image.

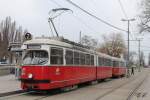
[0,0,149,63]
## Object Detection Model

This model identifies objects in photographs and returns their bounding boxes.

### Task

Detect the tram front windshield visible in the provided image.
[23,50,48,65]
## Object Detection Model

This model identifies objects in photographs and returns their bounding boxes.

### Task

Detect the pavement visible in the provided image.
[131,68,150,100]
[0,74,21,94]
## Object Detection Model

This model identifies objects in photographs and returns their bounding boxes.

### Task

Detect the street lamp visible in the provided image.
[136,38,143,72]
[121,18,135,22]
[121,18,136,77]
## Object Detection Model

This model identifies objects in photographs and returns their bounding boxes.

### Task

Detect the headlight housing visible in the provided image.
[28,73,33,79]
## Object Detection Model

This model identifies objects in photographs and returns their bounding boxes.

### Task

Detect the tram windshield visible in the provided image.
[23,50,48,65]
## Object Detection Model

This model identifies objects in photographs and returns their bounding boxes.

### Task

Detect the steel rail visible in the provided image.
[126,74,148,100]
[95,72,148,100]
[0,91,35,100]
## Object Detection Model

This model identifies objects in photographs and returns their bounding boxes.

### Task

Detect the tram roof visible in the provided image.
[111,56,125,62]
[23,38,94,53]
[24,38,73,48]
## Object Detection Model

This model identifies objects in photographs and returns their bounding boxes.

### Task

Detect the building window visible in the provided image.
[51,47,63,65]
[66,50,73,65]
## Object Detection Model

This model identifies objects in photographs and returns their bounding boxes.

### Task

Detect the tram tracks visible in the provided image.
[0,91,35,100]
[126,73,149,100]
[32,74,147,100]
[94,71,149,100]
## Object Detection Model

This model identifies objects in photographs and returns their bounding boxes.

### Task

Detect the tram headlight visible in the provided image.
[28,73,33,79]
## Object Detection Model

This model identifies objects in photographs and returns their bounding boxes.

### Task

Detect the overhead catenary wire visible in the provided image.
[117,0,134,39]
[118,0,128,19]
[64,0,127,32]
[50,0,63,7]
[117,0,135,40]
[50,0,98,34]
[51,0,137,40]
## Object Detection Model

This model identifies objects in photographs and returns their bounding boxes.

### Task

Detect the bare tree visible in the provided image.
[81,35,98,48]
[14,26,22,42]
[98,33,126,58]
[0,17,26,62]
[0,17,11,59]
[128,51,137,67]
[139,0,150,33]
[10,21,16,42]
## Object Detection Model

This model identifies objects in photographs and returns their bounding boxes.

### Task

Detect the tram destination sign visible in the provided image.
[27,45,41,49]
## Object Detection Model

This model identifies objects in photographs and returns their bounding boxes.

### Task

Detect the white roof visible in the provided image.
[112,56,125,62]
[23,38,95,53]
[98,53,111,59]
[23,38,73,48]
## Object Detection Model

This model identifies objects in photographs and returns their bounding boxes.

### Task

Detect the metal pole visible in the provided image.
[121,18,135,77]
[127,20,130,77]
[138,39,141,72]
[79,31,82,44]
[50,18,59,37]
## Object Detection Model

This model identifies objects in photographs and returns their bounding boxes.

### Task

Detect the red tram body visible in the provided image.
[112,57,126,77]
[20,38,126,90]
[112,67,126,77]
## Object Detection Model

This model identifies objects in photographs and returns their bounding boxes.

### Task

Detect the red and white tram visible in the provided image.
[20,38,126,90]
[96,53,113,80]
[112,57,126,77]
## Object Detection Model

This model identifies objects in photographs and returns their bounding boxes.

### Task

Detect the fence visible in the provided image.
[0,64,16,76]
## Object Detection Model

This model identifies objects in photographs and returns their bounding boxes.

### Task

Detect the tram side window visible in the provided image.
[116,61,119,67]
[113,61,116,67]
[104,59,110,66]
[124,62,126,67]
[113,61,119,67]
[51,47,63,65]
[121,62,125,67]
[98,57,103,66]
[103,58,106,66]
[80,53,85,65]
[107,59,112,66]
[74,52,80,65]
[85,54,90,65]
[66,50,73,65]
[91,55,94,65]
[120,62,123,67]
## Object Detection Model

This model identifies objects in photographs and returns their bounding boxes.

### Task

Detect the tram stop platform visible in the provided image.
[0,75,21,95]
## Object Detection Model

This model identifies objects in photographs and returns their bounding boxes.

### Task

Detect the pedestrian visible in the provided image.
[131,66,134,75]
